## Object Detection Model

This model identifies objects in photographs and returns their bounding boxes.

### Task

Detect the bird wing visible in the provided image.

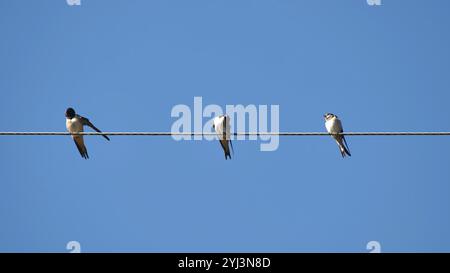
[223,116,233,155]
[79,115,110,141]
[337,119,351,156]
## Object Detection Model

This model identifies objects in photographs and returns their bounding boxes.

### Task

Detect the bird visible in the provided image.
[324,113,351,158]
[213,115,233,160]
[65,107,110,159]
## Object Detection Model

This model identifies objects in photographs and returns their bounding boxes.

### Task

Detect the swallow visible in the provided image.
[213,115,233,160]
[65,107,110,159]
[324,113,351,158]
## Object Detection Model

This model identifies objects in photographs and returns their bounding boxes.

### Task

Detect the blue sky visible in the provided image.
[1,0,450,252]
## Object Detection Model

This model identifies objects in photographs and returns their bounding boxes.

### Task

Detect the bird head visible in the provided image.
[65,108,76,119]
[324,113,336,121]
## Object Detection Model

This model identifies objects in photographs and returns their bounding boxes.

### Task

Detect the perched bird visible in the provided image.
[213,115,233,160]
[324,113,351,158]
[65,107,110,159]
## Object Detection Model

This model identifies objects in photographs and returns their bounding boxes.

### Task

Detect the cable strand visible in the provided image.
[1,132,450,136]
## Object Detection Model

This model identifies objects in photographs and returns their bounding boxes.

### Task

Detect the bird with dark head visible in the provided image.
[65,107,110,159]
[65,107,76,119]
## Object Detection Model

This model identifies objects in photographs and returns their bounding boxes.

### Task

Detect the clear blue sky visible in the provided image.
[1,0,450,253]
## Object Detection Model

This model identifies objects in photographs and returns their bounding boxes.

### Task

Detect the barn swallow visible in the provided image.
[65,107,110,159]
[324,113,351,158]
[213,115,233,160]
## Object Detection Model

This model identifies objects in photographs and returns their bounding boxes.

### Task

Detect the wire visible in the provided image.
[1,132,450,136]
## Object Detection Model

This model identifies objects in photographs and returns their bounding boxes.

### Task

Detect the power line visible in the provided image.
[1,132,450,136]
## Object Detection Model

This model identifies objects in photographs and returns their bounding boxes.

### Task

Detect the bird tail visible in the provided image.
[339,145,351,158]
[73,138,89,159]
[225,141,232,160]
[342,136,351,157]
[229,139,234,157]
[336,137,351,158]
[336,137,352,157]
